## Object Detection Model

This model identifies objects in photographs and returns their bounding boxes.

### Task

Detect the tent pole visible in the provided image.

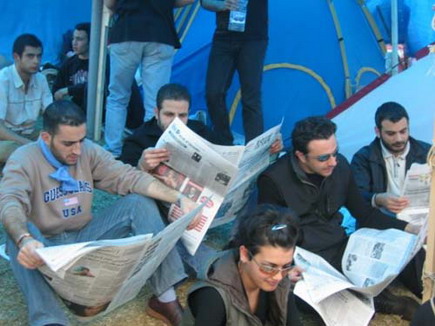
[390,0,399,75]
[87,0,109,141]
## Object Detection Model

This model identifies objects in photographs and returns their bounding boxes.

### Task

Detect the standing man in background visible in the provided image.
[103,0,194,158]
[201,0,268,145]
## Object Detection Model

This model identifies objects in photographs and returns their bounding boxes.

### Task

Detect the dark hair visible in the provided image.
[375,102,409,129]
[74,22,91,41]
[231,204,299,257]
[291,116,337,154]
[13,34,43,57]
[43,100,86,135]
[156,83,191,110]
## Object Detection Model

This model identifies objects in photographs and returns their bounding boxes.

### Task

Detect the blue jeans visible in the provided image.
[6,194,186,326]
[206,39,268,145]
[105,42,175,157]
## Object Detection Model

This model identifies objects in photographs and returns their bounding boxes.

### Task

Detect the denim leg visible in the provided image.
[105,42,142,157]
[75,194,187,296]
[205,39,238,145]
[237,40,267,143]
[141,42,175,122]
[6,224,69,326]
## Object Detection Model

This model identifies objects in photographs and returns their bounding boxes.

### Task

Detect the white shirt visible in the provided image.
[381,140,410,197]
[0,64,53,134]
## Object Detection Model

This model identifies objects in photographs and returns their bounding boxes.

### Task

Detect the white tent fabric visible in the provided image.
[334,53,435,160]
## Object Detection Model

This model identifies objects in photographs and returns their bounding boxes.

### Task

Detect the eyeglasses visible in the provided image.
[248,251,295,277]
[306,148,339,162]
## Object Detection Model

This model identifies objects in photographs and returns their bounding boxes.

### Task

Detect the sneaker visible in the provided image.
[374,289,420,321]
[146,295,183,326]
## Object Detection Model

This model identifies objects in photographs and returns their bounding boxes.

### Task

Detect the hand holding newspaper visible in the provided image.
[35,204,201,320]
[398,163,431,226]
[153,117,282,254]
[294,225,425,326]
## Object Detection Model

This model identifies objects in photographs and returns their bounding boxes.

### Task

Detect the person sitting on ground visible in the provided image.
[52,22,144,130]
[52,23,90,109]
[183,204,303,326]
[351,101,430,215]
[258,116,424,320]
[0,34,52,165]
[411,297,435,326]
[0,100,201,326]
[119,83,283,170]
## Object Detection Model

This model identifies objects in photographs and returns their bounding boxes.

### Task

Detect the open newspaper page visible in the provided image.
[154,118,239,254]
[294,247,375,326]
[398,163,431,226]
[212,122,282,227]
[342,228,418,296]
[36,205,199,320]
[294,227,423,326]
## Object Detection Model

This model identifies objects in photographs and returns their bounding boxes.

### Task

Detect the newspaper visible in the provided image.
[398,163,431,226]
[212,122,282,227]
[35,205,199,320]
[294,225,425,326]
[154,118,282,254]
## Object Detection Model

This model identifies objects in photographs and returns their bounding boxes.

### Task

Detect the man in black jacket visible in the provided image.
[258,116,424,320]
[120,83,283,169]
[119,83,217,168]
[351,102,431,215]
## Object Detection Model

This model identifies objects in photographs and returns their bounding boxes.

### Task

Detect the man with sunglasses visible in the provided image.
[351,102,430,216]
[257,116,424,320]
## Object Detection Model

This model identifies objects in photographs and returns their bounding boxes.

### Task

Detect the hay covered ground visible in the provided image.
[0,190,415,325]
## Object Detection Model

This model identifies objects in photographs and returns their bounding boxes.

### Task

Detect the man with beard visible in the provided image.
[351,102,430,216]
[0,100,201,326]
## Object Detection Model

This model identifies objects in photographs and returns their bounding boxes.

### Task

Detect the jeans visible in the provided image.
[206,39,268,145]
[6,194,186,326]
[105,42,175,157]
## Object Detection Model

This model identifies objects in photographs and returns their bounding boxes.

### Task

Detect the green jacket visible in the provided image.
[183,250,291,326]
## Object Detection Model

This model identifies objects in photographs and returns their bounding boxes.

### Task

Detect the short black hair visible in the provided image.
[291,116,337,154]
[43,100,86,135]
[75,22,91,41]
[231,204,299,256]
[375,102,409,129]
[156,83,191,111]
[13,34,43,57]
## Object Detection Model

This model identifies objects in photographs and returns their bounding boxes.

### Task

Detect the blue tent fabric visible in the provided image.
[171,0,387,144]
[0,1,91,65]
[0,0,433,142]
[366,0,435,55]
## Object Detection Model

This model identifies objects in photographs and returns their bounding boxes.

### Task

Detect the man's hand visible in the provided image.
[54,87,69,101]
[269,133,283,155]
[374,192,409,213]
[223,0,239,10]
[288,265,304,283]
[138,148,170,172]
[17,237,45,269]
[404,223,421,236]
[169,196,203,230]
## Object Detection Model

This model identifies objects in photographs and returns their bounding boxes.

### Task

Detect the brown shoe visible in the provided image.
[374,289,420,321]
[146,295,183,326]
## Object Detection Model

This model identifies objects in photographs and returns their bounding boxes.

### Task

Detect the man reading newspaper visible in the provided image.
[258,116,425,320]
[119,83,282,169]
[0,100,201,326]
[119,83,282,272]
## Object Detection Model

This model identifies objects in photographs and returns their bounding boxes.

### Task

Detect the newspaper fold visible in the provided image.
[36,204,201,320]
[294,225,426,326]
[154,118,282,254]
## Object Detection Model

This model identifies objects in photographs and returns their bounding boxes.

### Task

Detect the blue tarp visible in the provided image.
[1,0,433,142]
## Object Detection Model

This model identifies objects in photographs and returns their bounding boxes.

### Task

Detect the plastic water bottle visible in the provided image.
[228,0,249,32]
